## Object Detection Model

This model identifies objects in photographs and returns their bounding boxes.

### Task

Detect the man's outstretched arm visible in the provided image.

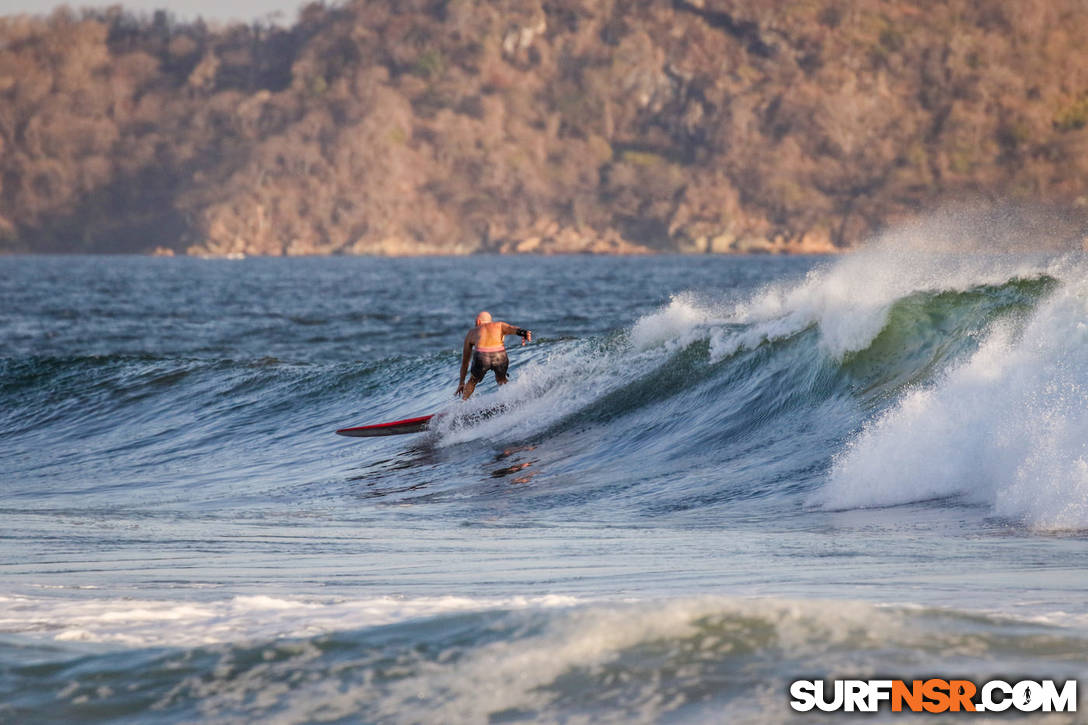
[501,323,532,344]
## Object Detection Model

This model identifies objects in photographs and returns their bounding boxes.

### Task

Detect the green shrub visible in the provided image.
[413,49,445,80]
[1054,96,1088,131]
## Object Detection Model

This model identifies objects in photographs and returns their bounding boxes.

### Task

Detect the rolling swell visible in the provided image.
[1,352,452,504]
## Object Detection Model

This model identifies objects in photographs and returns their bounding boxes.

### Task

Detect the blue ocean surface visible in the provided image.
[2,247,1087,722]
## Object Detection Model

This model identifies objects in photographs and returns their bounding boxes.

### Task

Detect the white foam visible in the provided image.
[354,598,797,724]
[628,293,714,351]
[14,590,1087,721]
[168,595,1085,724]
[0,593,581,648]
[701,217,1062,365]
[815,268,1088,529]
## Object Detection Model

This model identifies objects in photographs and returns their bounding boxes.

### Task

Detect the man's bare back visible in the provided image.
[457,311,532,400]
[466,321,515,350]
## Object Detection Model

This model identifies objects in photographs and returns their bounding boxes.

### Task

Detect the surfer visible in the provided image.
[457,311,532,400]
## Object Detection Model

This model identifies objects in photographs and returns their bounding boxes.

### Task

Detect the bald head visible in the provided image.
[475,311,492,326]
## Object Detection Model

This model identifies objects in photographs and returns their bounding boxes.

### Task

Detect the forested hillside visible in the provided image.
[2,0,1087,255]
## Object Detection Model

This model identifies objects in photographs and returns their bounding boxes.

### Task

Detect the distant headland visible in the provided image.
[2,1,1087,256]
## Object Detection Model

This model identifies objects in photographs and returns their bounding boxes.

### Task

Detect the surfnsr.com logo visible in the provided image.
[789,679,1078,713]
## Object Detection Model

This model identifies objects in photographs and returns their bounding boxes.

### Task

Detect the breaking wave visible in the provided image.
[3,247,1084,529]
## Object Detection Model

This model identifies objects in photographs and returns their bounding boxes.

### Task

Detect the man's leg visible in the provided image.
[464,353,485,400]
[462,377,479,400]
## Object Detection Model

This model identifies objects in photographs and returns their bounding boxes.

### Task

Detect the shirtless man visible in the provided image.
[456,311,532,400]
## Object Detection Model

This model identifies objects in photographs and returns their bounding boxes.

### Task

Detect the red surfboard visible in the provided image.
[336,414,434,437]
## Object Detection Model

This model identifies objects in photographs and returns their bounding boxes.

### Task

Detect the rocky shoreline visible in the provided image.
[147,222,839,257]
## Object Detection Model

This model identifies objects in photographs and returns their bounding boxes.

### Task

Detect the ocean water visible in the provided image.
[2,242,1087,723]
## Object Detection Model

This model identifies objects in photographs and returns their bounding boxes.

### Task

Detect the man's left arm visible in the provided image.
[501,322,532,345]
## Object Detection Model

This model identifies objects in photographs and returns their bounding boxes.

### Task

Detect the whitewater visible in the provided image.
[2,230,1087,722]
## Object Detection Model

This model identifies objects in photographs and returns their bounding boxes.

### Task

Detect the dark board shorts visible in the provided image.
[471,349,509,383]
